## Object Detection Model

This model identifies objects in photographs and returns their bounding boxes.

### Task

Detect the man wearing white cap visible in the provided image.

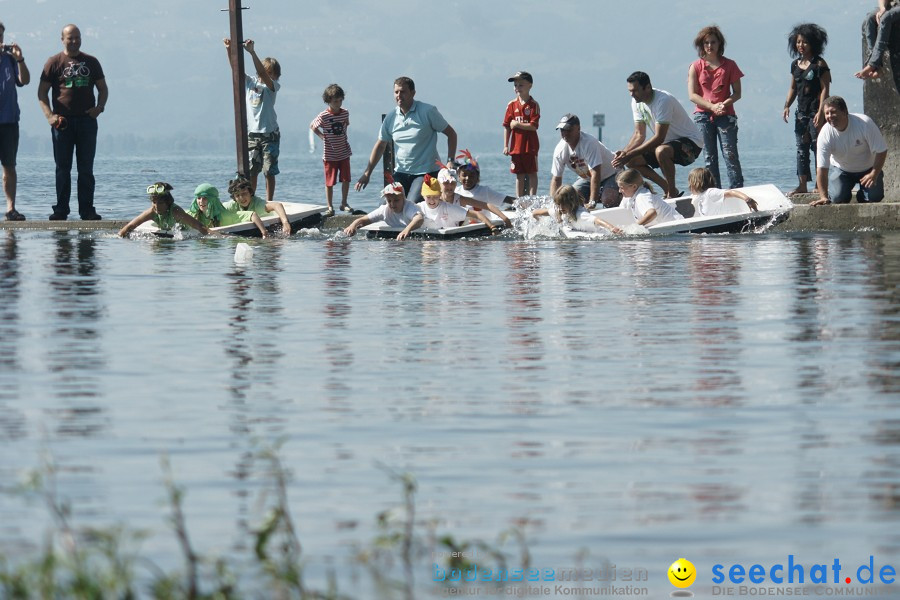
[550,113,620,208]
[343,181,423,240]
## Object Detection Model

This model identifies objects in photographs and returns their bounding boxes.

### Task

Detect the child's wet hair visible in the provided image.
[148,181,174,203]
[788,23,828,58]
[553,185,582,221]
[323,84,345,103]
[227,177,253,198]
[688,168,717,193]
[616,169,655,194]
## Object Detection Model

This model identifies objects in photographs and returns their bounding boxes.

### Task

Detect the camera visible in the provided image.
[0,45,13,55]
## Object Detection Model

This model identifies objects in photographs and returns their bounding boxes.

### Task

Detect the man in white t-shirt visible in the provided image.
[611,71,704,199]
[549,114,620,208]
[810,96,887,206]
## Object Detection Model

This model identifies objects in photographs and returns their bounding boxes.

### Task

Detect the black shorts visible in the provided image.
[0,123,18,167]
[642,137,702,169]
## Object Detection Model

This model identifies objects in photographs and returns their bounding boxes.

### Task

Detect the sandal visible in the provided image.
[4,209,25,221]
[340,205,353,213]
[324,207,335,217]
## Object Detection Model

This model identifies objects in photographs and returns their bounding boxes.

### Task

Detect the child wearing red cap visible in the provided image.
[502,71,540,197]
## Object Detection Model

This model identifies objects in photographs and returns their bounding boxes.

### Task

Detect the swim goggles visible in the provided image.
[147,183,169,195]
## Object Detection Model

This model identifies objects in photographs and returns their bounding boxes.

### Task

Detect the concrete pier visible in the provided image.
[862,11,900,199]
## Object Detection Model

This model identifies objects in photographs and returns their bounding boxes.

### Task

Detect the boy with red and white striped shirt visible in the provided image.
[311,84,352,216]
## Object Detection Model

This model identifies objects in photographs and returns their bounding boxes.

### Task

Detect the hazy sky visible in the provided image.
[2,0,868,155]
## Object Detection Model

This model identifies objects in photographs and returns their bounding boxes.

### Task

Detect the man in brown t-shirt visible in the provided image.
[37,24,108,220]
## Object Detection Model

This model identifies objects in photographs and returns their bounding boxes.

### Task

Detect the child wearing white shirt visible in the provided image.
[688,168,758,216]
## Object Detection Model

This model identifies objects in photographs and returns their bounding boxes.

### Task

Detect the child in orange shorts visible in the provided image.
[311,84,352,216]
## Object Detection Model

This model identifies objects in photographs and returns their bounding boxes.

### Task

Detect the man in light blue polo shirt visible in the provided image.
[355,76,457,203]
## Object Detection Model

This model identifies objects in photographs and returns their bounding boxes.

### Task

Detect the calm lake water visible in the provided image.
[1,151,899,599]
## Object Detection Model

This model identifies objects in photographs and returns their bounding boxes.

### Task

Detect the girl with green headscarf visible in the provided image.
[188,183,227,228]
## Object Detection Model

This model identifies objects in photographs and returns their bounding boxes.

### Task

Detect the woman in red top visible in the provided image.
[687,25,745,190]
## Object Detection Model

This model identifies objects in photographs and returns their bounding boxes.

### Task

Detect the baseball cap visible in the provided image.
[556,113,580,130]
[507,71,533,83]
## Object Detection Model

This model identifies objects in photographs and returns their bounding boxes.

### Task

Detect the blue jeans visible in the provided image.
[793,112,818,181]
[693,113,743,189]
[51,116,98,218]
[573,173,618,205]
[864,5,900,68]
[394,170,438,204]
[828,167,884,204]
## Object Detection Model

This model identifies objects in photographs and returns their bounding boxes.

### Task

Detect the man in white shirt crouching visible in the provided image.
[811,95,888,206]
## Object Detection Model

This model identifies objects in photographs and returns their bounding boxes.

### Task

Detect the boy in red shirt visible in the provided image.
[502,71,540,197]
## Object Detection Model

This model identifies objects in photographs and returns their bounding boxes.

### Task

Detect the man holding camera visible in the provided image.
[0,21,30,221]
[38,24,107,221]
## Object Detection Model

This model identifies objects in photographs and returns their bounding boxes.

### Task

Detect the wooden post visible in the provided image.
[227,0,250,177]
[381,113,394,186]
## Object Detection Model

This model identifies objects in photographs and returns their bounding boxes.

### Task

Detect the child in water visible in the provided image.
[118,182,209,237]
[453,151,516,227]
[221,177,292,237]
[417,174,499,232]
[532,185,622,234]
[343,181,424,240]
[187,183,226,228]
[437,168,510,229]
[614,169,684,228]
[688,167,758,216]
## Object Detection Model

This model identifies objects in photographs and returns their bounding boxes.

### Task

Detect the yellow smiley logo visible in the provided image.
[668,558,697,588]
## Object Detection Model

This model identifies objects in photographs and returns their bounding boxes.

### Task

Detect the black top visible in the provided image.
[791,56,829,115]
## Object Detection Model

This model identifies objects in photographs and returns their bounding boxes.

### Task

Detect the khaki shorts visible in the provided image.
[248,129,280,176]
